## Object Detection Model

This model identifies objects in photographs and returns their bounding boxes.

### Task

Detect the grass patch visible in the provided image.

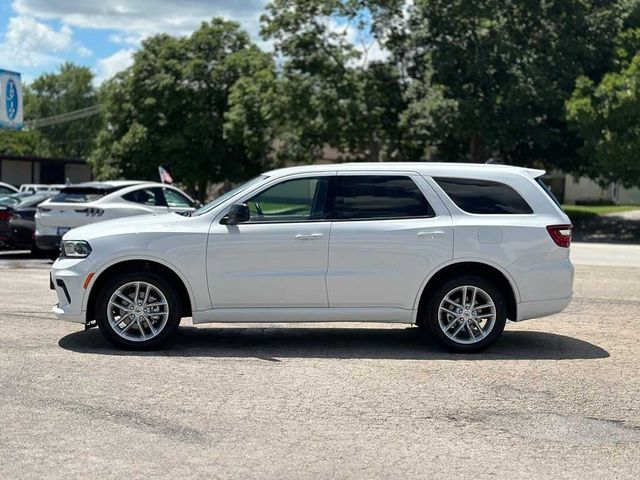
[562,204,640,217]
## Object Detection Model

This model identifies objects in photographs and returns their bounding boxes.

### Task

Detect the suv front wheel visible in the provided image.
[424,275,507,353]
[96,271,182,350]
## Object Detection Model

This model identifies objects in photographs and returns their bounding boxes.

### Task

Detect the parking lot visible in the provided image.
[0,244,639,479]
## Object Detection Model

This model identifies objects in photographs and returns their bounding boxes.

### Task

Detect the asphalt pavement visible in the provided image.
[0,243,638,479]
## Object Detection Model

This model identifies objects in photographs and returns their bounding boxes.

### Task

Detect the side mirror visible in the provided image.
[222,203,250,225]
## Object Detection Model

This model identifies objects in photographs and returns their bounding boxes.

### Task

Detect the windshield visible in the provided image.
[50,185,124,203]
[192,176,268,217]
[0,196,20,206]
[17,194,51,208]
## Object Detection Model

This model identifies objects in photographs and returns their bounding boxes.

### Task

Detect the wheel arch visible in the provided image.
[85,258,193,324]
[414,261,518,325]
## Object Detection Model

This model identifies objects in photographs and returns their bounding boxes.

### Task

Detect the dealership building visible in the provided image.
[0,154,92,187]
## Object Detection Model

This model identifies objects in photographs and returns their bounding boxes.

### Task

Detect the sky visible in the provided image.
[0,0,270,85]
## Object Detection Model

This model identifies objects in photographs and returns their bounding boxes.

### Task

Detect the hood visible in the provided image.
[62,212,192,241]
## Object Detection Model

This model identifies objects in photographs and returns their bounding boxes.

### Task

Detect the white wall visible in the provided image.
[564,176,640,205]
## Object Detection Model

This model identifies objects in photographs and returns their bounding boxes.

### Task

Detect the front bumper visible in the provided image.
[50,256,95,324]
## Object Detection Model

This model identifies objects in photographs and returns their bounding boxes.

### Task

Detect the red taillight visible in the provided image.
[0,210,12,221]
[547,224,572,248]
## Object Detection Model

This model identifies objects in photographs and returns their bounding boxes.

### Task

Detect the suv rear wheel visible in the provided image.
[96,271,182,350]
[424,275,506,353]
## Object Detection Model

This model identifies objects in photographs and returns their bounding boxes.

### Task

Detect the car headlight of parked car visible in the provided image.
[61,240,92,258]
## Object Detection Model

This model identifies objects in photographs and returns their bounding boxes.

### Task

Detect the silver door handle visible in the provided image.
[417,230,445,239]
[295,233,324,240]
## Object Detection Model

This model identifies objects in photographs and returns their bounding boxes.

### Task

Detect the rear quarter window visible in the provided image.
[433,177,533,214]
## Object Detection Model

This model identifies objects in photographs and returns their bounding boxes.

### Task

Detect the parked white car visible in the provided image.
[19,184,64,194]
[35,181,196,253]
[50,163,573,352]
[0,182,19,196]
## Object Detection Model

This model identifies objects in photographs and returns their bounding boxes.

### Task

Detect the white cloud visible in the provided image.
[13,0,268,38]
[0,15,72,68]
[77,45,92,57]
[95,48,135,84]
[109,33,144,46]
[328,19,390,68]
[0,14,94,72]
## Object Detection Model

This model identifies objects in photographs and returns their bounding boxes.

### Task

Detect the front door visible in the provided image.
[207,174,334,308]
[326,173,453,310]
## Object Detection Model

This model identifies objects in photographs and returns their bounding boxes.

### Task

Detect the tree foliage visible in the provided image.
[8,2,640,190]
[567,42,640,186]
[0,129,50,157]
[392,0,635,165]
[26,63,101,158]
[261,0,454,163]
[90,19,275,199]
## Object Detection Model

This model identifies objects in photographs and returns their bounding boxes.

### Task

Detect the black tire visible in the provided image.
[423,275,507,353]
[96,271,182,350]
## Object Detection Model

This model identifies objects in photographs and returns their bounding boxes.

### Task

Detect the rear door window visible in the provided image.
[433,177,533,214]
[334,175,434,220]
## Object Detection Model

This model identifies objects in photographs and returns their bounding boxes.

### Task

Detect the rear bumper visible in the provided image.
[35,234,61,251]
[516,296,572,321]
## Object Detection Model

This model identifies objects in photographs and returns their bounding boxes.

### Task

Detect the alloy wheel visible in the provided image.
[106,281,170,342]
[437,285,497,345]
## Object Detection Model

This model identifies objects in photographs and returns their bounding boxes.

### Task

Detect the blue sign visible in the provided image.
[6,79,18,120]
[0,69,23,130]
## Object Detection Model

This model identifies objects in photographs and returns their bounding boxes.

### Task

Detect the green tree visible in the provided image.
[566,49,640,187]
[261,0,452,163]
[26,63,101,158]
[394,0,634,165]
[0,129,50,157]
[91,19,276,200]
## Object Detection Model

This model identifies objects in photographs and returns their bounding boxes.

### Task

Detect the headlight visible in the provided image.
[61,240,92,258]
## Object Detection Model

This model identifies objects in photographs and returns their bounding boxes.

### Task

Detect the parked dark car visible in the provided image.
[0,194,54,252]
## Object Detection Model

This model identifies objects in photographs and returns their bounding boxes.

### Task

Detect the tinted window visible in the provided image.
[16,195,51,208]
[434,177,533,214]
[246,177,329,222]
[122,188,166,206]
[0,186,15,195]
[536,178,563,209]
[335,176,433,220]
[52,185,122,203]
[164,188,193,208]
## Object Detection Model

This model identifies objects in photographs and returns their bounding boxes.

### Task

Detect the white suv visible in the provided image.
[50,163,573,352]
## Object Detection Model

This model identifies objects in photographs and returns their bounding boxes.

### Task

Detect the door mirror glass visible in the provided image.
[223,203,250,224]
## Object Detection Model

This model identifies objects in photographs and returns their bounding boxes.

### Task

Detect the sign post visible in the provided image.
[0,69,24,130]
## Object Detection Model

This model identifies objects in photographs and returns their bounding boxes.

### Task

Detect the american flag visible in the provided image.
[158,166,173,184]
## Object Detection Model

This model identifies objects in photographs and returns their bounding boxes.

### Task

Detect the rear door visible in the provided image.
[326,173,453,310]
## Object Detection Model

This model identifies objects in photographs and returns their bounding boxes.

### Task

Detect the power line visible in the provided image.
[25,105,102,129]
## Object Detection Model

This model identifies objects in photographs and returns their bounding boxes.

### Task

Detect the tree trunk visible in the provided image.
[469,134,484,163]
